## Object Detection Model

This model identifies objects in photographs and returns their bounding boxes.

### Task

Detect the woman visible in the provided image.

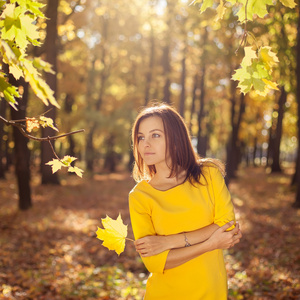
[129,103,242,300]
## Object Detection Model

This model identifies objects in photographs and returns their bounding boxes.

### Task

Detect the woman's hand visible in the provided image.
[208,221,242,250]
[135,235,170,257]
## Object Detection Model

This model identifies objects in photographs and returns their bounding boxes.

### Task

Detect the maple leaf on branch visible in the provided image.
[232,46,279,96]
[96,214,134,255]
[46,156,84,178]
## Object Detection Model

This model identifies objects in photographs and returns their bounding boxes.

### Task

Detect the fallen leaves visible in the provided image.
[0,168,299,299]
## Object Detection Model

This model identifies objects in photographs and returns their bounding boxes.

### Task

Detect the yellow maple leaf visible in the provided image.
[96,214,133,255]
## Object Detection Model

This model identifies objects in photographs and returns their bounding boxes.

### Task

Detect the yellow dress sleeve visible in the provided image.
[129,192,170,274]
[208,167,236,228]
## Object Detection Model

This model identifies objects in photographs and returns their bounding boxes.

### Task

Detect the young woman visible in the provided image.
[128,103,242,300]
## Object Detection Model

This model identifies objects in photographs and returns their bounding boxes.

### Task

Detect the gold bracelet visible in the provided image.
[183,232,191,247]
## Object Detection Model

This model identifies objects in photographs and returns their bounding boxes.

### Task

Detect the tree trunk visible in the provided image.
[179,44,187,117]
[103,134,117,172]
[294,9,300,208]
[196,64,206,157]
[196,28,208,157]
[162,44,171,104]
[188,73,198,133]
[162,0,174,104]
[9,79,32,210]
[226,92,245,181]
[41,0,59,184]
[64,94,76,158]
[0,99,6,179]
[86,124,96,171]
[144,30,155,106]
[85,18,109,172]
[271,87,287,173]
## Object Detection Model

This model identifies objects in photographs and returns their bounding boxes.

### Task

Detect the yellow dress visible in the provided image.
[128,166,235,300]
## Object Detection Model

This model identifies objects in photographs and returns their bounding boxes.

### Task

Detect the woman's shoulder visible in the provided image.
[199,158,226,178]
[129,180,151,198]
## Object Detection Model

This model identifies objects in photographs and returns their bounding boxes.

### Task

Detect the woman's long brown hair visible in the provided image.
[131,103,225,183]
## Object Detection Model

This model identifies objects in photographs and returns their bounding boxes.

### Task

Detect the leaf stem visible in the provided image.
[125,237,135,242]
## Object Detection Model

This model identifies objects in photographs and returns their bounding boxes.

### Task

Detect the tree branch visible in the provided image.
[0,114,84,142]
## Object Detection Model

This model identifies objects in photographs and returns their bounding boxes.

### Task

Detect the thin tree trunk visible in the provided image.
[9,79,32,210]
[144,30,155,106]
[196,64,206,157]
[179,44,187,117]
[0,99,6,179]
[162,44,171,104]
[64,94,76,158]
[103,134,116,172]
[41,0,59,184]
[86,124,96,171]
[226,93,245,182]
[196,28,208,157]
[271,87,287,173]
[189,73,198,133]
[85,18,109,172]
[162,0,173,104]
[294,9,300,208]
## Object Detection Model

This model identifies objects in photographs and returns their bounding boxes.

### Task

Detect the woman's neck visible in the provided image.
[150,163,187,188]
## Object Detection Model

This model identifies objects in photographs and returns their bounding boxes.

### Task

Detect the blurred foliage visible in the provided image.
[0,0,298,171]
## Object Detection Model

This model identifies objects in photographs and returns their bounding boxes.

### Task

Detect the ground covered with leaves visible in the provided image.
[0,167,299,299]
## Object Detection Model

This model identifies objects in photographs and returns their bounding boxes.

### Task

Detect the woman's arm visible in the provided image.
[165,222,241,269]
[134,222,221,257]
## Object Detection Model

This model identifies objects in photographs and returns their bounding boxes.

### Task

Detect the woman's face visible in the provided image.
[137,116,168,167]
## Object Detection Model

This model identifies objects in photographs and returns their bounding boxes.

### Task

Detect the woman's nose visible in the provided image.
[144,138,151,147]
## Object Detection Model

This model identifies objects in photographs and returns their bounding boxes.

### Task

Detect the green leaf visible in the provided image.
[19,13,40,43]
[200,0,214,13]
[279,0,297,8]
[33,58,55,74]
[39,116,59,132]
[258,46,279,70]
[241,47,257,67]
[232,46,279,96]
[12,0,46,17]
[0,74,20,108]
[1,4,29,48]
[228,0,273,22]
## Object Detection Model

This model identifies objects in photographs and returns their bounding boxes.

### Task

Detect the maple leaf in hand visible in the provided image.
[96,214,133,255]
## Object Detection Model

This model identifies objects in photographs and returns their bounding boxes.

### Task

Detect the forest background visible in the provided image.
[0,0,300,299]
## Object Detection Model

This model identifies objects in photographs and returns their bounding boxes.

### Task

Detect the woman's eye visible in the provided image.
[137,136,144,141]
[152,133,160,138]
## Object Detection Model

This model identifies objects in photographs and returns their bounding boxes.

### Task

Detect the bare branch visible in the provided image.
[47,138,60,160]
